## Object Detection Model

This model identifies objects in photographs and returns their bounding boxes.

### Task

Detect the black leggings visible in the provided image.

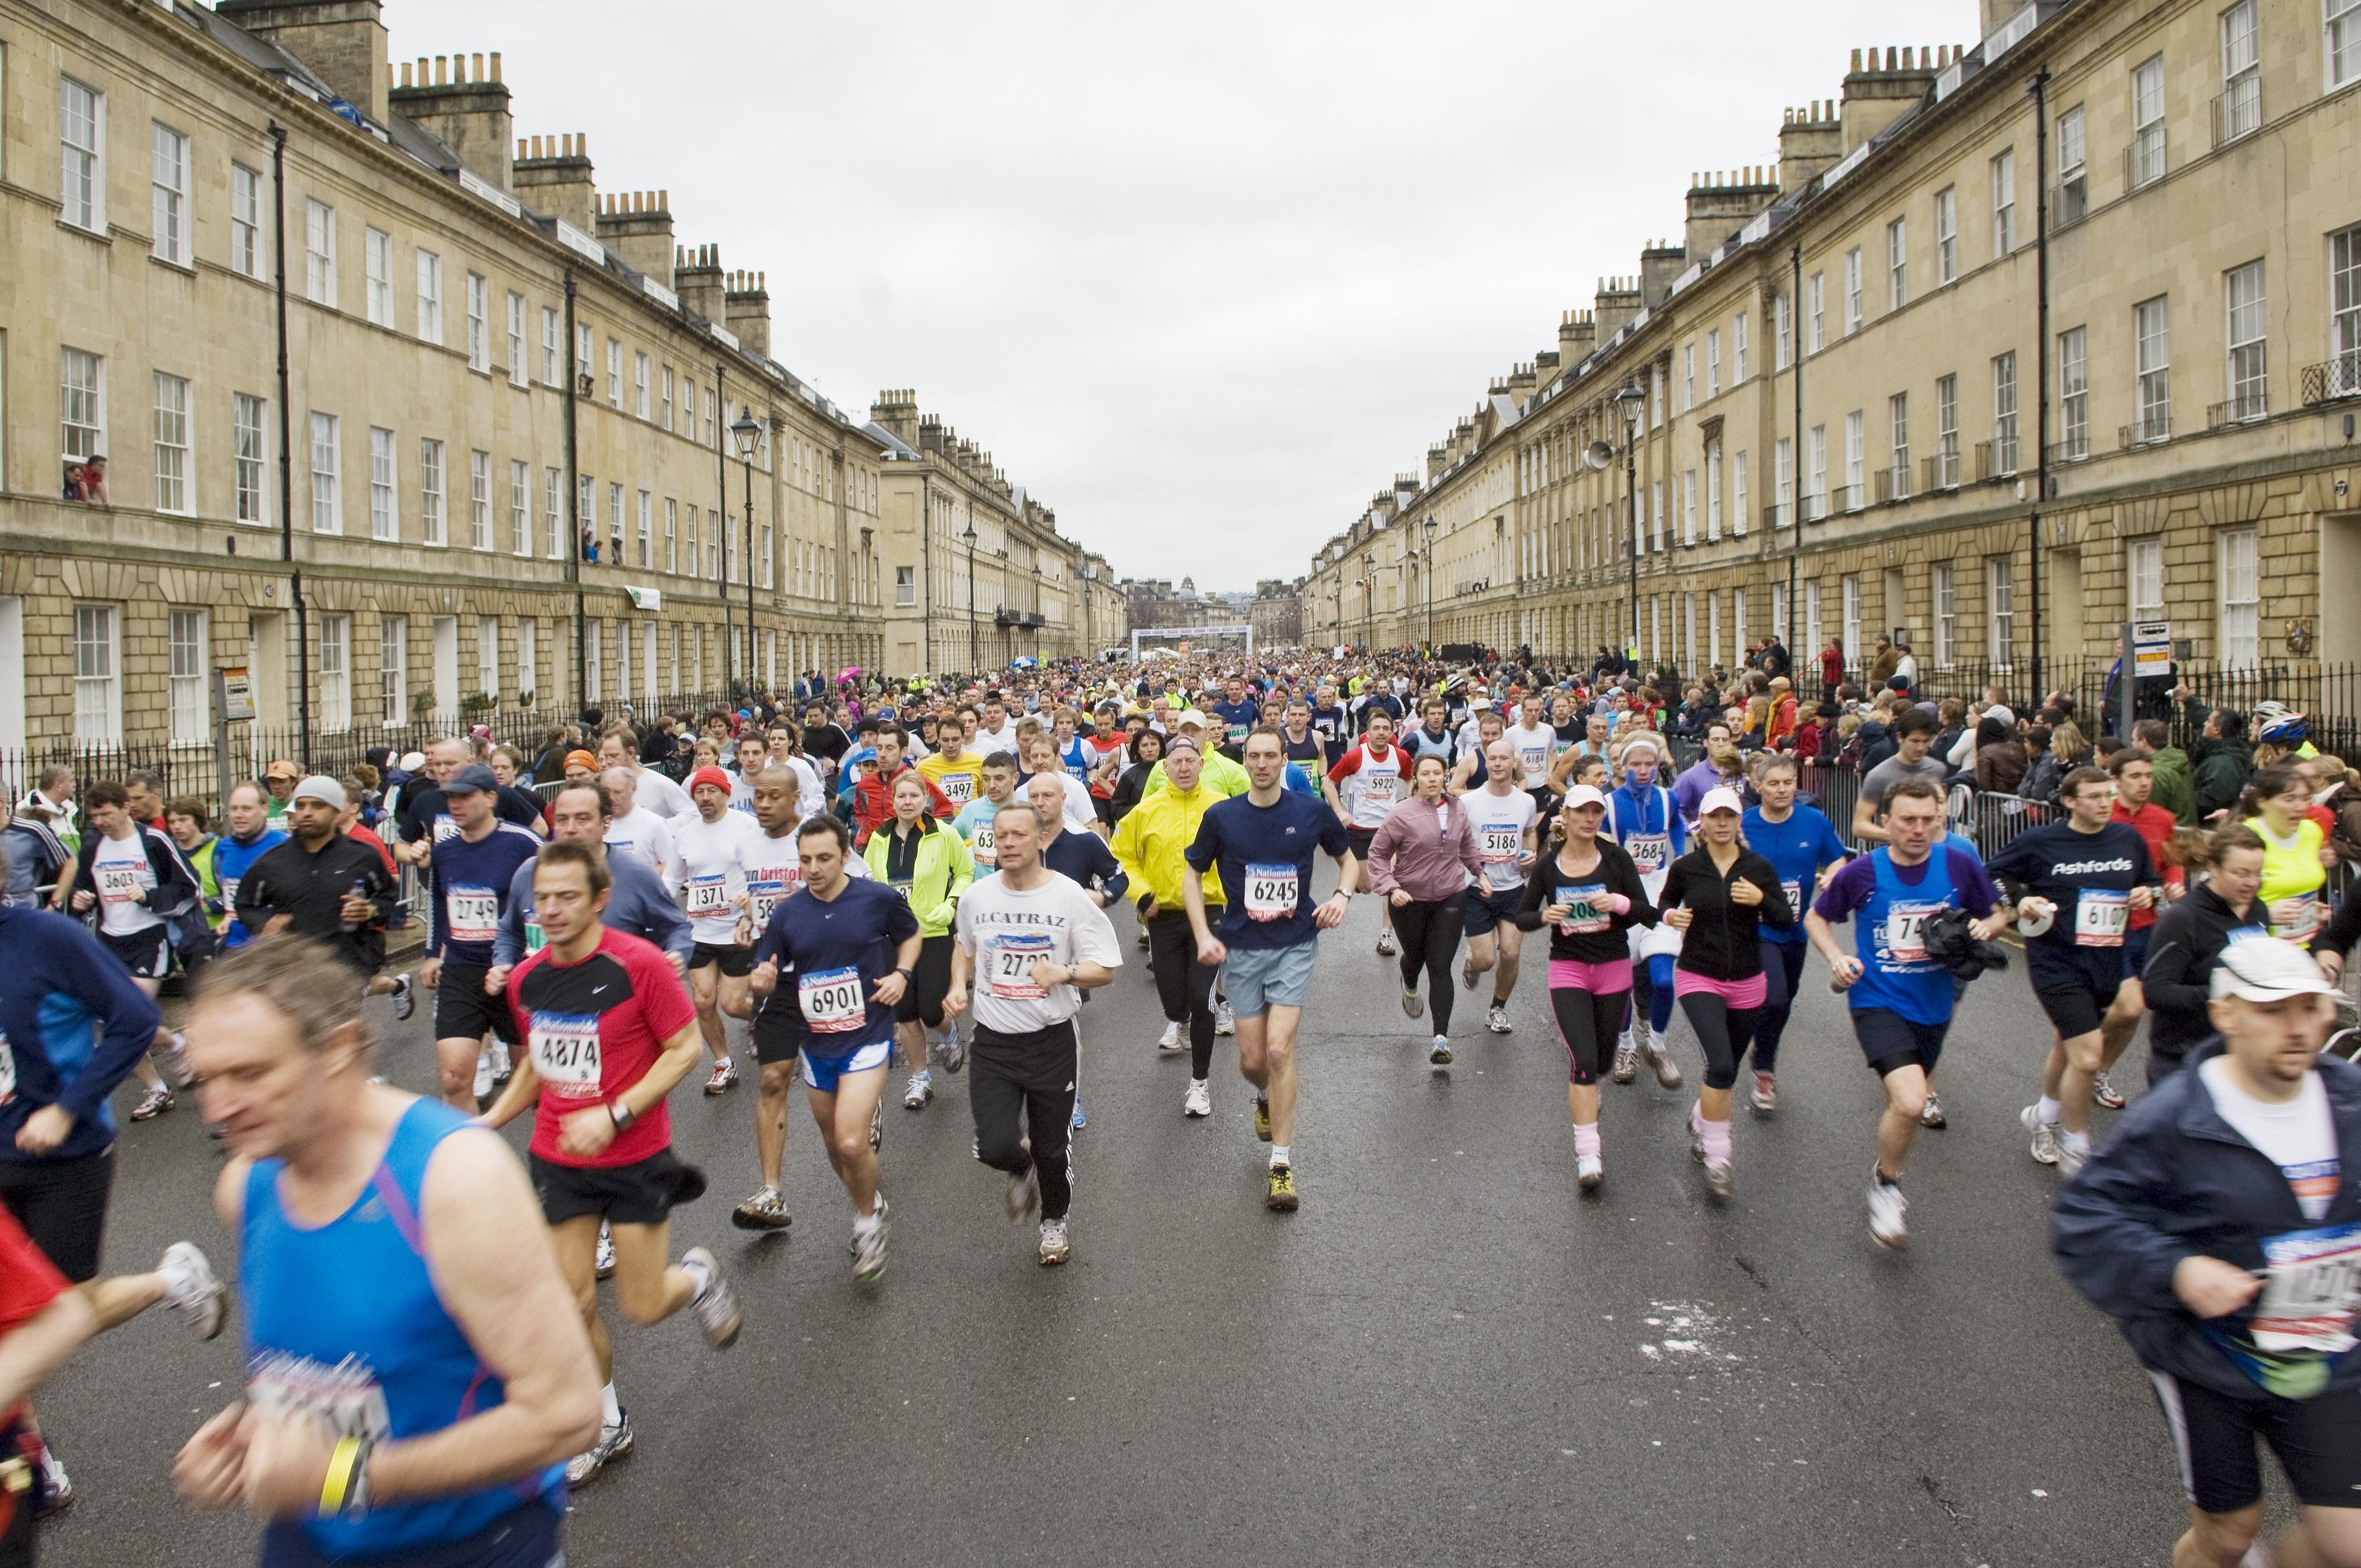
[1147,909,1218,1078]
[1551,985,1629,1086]
[1679,992,1763,1092]
[1751,939,1809,1073]
[1394,892,1467,1036]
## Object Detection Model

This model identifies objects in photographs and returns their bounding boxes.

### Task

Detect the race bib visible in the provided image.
[1520,745,1549,782]
[1243,863,1300,923]
[98,863,145,903]
[1883,900,1943,965]
[970,823,997,866]
[798,965,866,1034]
[687,874,729,916]
[444,884,497,944]
[219,876,241,913]
[1479,825,1523,864]
[989,932,1054,999]
[528,1010,602,1091]
[2074,889,2130,948]
[2276,900,2325,945]
[246,1351,392,1443]
[1556,882,1611,936]
[940,772,974,805]
[1782,879,1804,914]
[747,879,788,928]
[1363,770,1399,806]
[0,1038,15,1104]
[1227,722,1249,744]
[2251,1225,2361,1356]
[1626,836,1669,875]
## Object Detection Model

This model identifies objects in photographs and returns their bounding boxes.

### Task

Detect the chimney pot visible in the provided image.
[489,51,501,82]
[472,52,485,82]
[433,54,447,86]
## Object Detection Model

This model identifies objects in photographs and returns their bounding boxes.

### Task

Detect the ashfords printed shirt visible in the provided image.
[953,874,1123,1035]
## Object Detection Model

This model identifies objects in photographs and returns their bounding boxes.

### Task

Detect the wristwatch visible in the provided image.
[895,966,915,980]
[607,1100,636,1132]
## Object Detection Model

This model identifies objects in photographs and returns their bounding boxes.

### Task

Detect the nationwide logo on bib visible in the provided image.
[528,1010,602,1094]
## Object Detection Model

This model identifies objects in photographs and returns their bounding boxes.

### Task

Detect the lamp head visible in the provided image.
[730,406,761,459]
[1615,378,1647,428]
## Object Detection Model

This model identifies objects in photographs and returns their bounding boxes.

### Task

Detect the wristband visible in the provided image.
[895,966,914,980]
[319,1435,364,1517]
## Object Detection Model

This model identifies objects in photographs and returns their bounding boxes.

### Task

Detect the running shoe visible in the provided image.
[1070,1100,1086,1131]
[1919,1090,1947,1129]
[166,1032,194,1088]
[704,1058,738,1096]
[902,1070,934,1110]
[1611,1034,1639,1085]
[1214,999,1235,1036]
[852,1200,890,1282]
[1157,1020,1182,1054]
[730,1186,792,1231]
[130,1084,175,1122]
[931,1030,968,1075]
[1429,1035,1452,1068]
[1137,927,1152,949]
[1461,960,1480,992]
[488,1039,512,1088]
[1265,1164,1299,1211]
[1689,1119,1707,1164]
[595,1222,616,1279]
[1183,1079,1211,1118]
[869,1101,884,1152]
[1402,986,1425,1020]
[472,1052,494,1108]
[682,1246,742,1346]
[1007,1166,1040,1223]
[1750,1072,1777,1114]
[157,1241,227,1339]
[1486,1003,1511,1034]
[2055,1138,2089,1179]
[33,1449,71,1519]
[1645,1031,1683,1090]
[2092,1070,2126,1110]
[1038,1218,1072,1266]
[1253,1095,1271,1142]
[1704,1162,1734,1198]
[1576,1154,1604,1191]
[1868,1174,1909,1249]
[391,972,416,1022]
[2018,1104,2060,1166]
[565,1411,634,1486]
[1375,932,1398,957]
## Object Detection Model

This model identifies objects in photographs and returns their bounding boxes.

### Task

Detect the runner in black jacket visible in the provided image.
[2142,824,2268,1086]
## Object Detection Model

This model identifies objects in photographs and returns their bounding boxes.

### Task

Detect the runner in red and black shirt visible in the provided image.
[0,1203,95,1566]
[482,839,744,1491]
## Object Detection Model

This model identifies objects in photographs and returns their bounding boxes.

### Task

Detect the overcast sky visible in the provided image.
[391,0,1972,588]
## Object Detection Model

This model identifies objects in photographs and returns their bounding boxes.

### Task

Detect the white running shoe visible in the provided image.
[157,1241,227,1339]
[1038,1217,1072,1266]
[2056,1136,2089,1179]
[1750,1072,1778,1114]
[902,1070,934,1110]
[704,1058,738,1095]
[1611,1034,1639,1084]
[1183,1079,1211,1118]
[682,1245,742,1346]
[852,1199,890,1282]
[1869,1176,1909,1249]
[594,1221,615,1279]
[488,1038,512,1087]
[2019,1104,2060,1166]
[1704,1162,1733,1198]
[2092,1070,2126,1110]
[1645,1028,1683,1089]
[566,1412,634,1487]
[1486,1004,1512,1034]
[1214,1000,1235,1036]
[1919,1089,1947,1129]
[1375,931,1398,957]
[1429,1035,1452,1067]
[1157,1020,1182,1053]
[471,1052,494,1104]
[1576,1154,1604,1191]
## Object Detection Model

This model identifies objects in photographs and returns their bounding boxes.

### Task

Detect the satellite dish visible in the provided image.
[1583,441,1616,472]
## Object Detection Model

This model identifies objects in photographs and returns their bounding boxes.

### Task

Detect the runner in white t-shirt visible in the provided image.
[599,767,676,882]
[1323,709,1407,956]
[1503,693,1558,810]
[666,766,766,1096]
[1459,738,1541,1034]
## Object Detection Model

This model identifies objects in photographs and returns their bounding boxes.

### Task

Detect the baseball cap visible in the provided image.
[397,751,427,773]
[1563,785,1608,810]
[2210,938,2337,1004]
[689,765,733,796]
[1165,734,1203,754]
[562,749,599,773]
[1699,786,1745,816]
[263,758,301,784]
[444,763,498,796]
[290,775,347,810]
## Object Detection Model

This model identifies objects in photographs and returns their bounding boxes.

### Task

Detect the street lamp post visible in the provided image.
[730,406,762,696]
[962,521,980,677]
[1421,515,1437,650]
[1363,551,1376,651]
[1615,378,1647,666]
[1032,562,1043,663]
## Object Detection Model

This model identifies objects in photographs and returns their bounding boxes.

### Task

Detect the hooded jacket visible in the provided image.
[2192,736,2256,822]
[2138,884,2268,1066]
[2148,744,2197,825]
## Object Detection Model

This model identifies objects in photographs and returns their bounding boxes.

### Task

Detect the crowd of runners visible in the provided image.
[5,640,2361,1568]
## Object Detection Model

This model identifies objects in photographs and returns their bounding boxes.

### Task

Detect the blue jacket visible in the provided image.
[2052,1040,2361,1400]
[0,904,165,1162]
[494,848,694,970]
[213,825,288,948]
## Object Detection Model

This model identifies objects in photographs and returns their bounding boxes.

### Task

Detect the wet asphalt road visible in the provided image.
[31,887,2263,1568]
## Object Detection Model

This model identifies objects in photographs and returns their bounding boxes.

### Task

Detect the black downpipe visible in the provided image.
[269,122,310,768]
[715,362,732,698]
[1789,241,1804,659]
[564,275,584,717]
[2030,68,2052,703]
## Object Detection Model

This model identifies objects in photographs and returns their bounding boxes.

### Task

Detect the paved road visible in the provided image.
[32,889,2275,1568]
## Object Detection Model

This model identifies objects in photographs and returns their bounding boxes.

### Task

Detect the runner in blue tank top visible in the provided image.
[175,934,601,1567]
[1803,776,2008,1253]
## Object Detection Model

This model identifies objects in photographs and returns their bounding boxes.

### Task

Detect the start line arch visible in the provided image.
[1130,623,1254,662]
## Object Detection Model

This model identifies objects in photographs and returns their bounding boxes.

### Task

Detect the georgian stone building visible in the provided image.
[1309,0,2361,690]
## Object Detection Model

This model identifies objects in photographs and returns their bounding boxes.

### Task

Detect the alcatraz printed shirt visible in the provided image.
[953,874,1122,1036]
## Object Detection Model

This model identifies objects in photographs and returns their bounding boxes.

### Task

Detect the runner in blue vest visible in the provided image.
[1603,735,1685,1090]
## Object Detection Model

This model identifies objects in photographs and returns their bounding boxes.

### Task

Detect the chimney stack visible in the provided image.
[1638,242,1687,310]
[217,0,391,124]
[1559,309,1597,363]
[512,133,596,231]
[1777,102,1845,192]
[596,190,675,288]
[868,389,920,446]
[1683,168,1782,258]
[1841,45,1945,152]
[673,243,725,324]
[391,49,513,185]
[724,271,770,359]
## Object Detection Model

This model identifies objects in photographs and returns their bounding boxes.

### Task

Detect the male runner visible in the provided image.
[1184,728,1357,1210]
[490,780,692,982]
[598,764,676,882]
[594,729,693,820]
[481,842,743,1487]
[1741,753,1851,1112]
[749,816,921,1281]
[726,734,771,818]
[1211,676,1261,760]
[917,720,986,814]
[1451,709,1511,793]
[1403,698,1459,771]
[1852,707,1949,845]
[1324,709,1406,957]
[2101,745,2185,1106]
[954,753,1025,879]
[420,764,540,1110]
[1503,693,1557,817]
[944,801,1120,1264]
[1990,765,2160,1177]
[1805,777,2008,1248]
[61,781,202,1120]
[1459,738,1540,1034]
[668,766,764,1095]
[1082,704,1130,824]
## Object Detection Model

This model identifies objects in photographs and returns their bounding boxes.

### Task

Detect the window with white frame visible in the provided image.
[510,461,530,556]
[235,394,267,524]
[231,164,263,279]
[2225,260,2268,418]
[1775,436,1793,527]
[2129,536,2165,622]
[1935,186,1958,283]
[1735,311,1750,380]
[1934,562,1957,667]
[364,229,393,326]
[542,307,560,385]
[516,620,535,704]
[310,412,341,534]
[369,427,396,541]
[2335,227,2361,396]
[476,616,498,702]
[1845,249,1863,334]
[1805,579,1823,652]
[1650,364,1665,428]
[319,614,349,730]
[662,367,675,431]
[760,521,775,589]
[1650,482,1665,551]
[2058,105,2088,223]
[59,78,103,231]
[1991,149,2017,255]
[2333,0,2360,89]
[1706,329,1721,397]
[1988,556,2016,668]
[73,604,120,744]
[2131,56,2167,187]
[379,615,406,722]
[469,450,491,550]
[1937,372,1960,484]
[2135,295,2172,440]
[1992,352,2019,474]
[608,484,623,557]
[1842,574,1861,658]
[151,123,188,264]
[1889,392,1910,495]
[664,498,677,572]
[544,468,562,560]
[607,339,622,408]
[2220,527,2260,666]
[419,438,445,546]
[576,325,593,386]
[897,566,916,606]
[614,620,630,704]
[61,347,103,460]
[506,293,526,387]
[1706,440,1723,539]
[2058,326,2090,458]
[584,621,600,704]
[168,608,207,746]
[2220,2,2260,142]
[1844,410,1865,509]
[1733,450,1749,534]
[305,199,336,307]
[702,387,718,448]
[637,490,652,567]
[1681,469,1697,544]
[1807,424,1827,518]
[466,274,488,371]
[634,353,650,418]
[415,251,443,344]
[1808,273,1825,353]
[1775,293,1791,370]
[1681,345,1695,411]
[152,372,189,512]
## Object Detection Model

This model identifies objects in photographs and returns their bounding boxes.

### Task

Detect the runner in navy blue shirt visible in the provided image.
[422,765,542,1111]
